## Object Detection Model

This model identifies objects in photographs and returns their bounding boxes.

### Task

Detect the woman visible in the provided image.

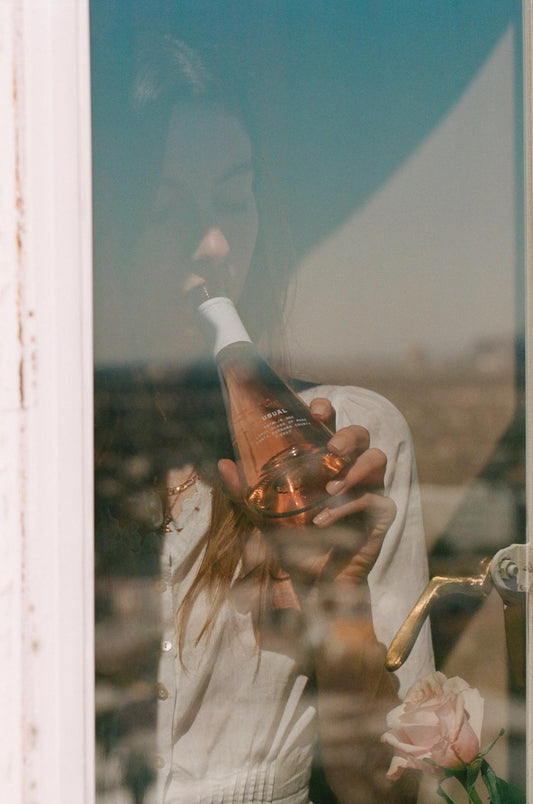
[96,37,433,803]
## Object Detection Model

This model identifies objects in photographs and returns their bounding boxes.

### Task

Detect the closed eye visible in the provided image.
[215,163,254,215]
[215,197,254,215]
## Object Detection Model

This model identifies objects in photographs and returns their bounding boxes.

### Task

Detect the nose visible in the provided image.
[193,227,230,263]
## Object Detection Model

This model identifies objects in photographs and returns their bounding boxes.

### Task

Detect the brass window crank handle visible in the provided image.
[386,544,530,686]
[385,558,493,672]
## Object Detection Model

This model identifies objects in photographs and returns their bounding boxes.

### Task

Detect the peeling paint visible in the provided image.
[19,507,25,589]
[13,29,25,413]
[18,356,24,411]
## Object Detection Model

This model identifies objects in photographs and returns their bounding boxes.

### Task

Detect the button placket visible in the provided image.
[156,683,169,701]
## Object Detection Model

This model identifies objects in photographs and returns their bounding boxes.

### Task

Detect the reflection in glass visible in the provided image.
[92,3,525,802]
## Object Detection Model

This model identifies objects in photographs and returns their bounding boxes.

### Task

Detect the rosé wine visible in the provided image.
[195,292,348,525]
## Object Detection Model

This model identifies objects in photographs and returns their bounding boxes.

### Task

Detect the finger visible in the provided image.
[309,397,336,431]
[325,448,387,497]
[265,522,335,585]
[327,425,370,459]
[316,525,384,587]
[335,527,388,584]
[312,491,396,533]
[218,458,244,502]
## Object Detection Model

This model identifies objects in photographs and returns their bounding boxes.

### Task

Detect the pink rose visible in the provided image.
[381,671,484,780]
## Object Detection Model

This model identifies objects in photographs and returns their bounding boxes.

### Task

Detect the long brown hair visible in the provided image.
[130,37,296,648]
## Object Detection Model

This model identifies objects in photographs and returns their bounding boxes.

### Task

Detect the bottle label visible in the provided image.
[261,407,288,421]
[254,409,311,445]
[197,296,252,356]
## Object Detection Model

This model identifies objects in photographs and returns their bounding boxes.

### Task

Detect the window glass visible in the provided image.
[92,3,526,802]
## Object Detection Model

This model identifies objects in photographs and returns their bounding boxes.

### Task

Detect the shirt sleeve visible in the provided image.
[300,384,435,697]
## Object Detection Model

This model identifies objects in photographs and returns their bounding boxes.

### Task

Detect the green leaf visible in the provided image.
[436,781,457,804]
[423,758,461,779]
[468,788,484,804]
[479,729,505,758]
[480,761,501,803]
[465,758,482,791]
[480,760,526,804]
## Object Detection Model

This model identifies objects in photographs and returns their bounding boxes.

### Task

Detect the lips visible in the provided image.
[183,260,240,299]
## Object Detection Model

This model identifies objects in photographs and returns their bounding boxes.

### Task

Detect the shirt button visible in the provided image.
[161,640,173,653]
[152,754,165,769]
[156,683,169,701]
[155,579,167,593]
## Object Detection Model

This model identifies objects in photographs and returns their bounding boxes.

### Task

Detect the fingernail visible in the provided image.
[326,479,346,496]
[313,509,331,526]
[311,399,330,418]
[328,434,347,453]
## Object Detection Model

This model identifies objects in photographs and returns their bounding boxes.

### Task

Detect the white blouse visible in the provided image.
[154,385,434,803]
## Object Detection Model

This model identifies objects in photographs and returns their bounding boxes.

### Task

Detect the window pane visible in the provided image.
[92,3,526,802]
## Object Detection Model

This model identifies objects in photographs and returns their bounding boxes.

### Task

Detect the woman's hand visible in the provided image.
[218,396,396,588]
[306,396,396,583]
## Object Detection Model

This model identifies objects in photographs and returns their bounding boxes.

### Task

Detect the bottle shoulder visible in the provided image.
[216,340,257,355]
[216,340,262,366]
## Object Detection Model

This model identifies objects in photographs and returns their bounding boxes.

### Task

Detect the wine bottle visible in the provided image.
[195,288,348,525]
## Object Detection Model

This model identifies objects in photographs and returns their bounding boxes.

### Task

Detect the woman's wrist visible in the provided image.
[306,579,398,698]
[300,579,376,656]
[317,576,373,621]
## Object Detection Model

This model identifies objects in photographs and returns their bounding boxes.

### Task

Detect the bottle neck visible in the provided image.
[197,296,252,358]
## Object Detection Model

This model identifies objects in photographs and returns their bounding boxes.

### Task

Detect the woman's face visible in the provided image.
[127,101,259,364]
[145,102,258,303]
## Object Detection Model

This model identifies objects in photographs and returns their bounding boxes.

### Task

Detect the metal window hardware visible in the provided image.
[386,543,531,674]
[490,543,531,601]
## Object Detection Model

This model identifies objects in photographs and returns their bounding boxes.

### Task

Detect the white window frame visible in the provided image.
[0,1,94,801]
[0,0,531,801]
[524,3,533,802]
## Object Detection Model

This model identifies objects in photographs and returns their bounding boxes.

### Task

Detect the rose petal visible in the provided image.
[437,695,466,743]
[382,671,484,776]
[388,705,439,732]
[431,740,463,769]
[400,724,443,748]
[462,687,484,744]
[404,672,447,705]
[386,754,410,780]
[452,720,481,765]
[382,734,426,757]
[443,676,471,697]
